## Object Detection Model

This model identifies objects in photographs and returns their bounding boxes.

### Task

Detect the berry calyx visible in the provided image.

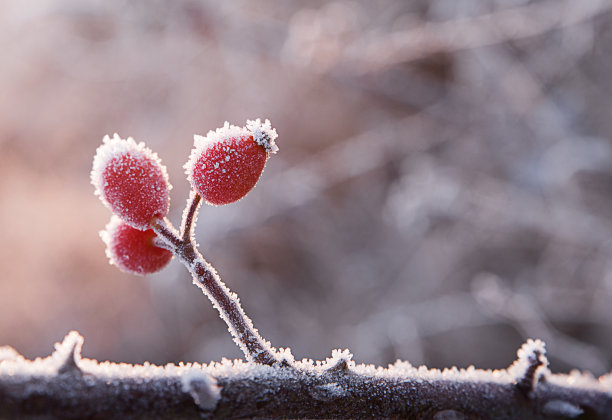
[185,119,278,206]
[92,134,171,229]
[101,216,173,275]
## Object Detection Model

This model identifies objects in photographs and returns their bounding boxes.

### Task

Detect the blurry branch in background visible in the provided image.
[472,273,609,374]
[284,0,612,73]
[202,110,612,374]
[1,331,612,419]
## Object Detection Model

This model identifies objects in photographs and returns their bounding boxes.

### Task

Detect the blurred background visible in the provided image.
[1,0,612,377]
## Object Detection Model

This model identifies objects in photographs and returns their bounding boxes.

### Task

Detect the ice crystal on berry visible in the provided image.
[91,134,171,229]
[185,120,278,206]
[246,118,278,153]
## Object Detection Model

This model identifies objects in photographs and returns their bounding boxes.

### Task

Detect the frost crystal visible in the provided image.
[181,368,221,410]
[2,332,611,418]
[0,346,20,361]
[516,338,547,364]
[52,330,83,374]
[91,133,171,229]
[311,382,346,400]
[508,338,548,388]
[185,120,277,206]
[323,348,354,371]
[246,118,279,153]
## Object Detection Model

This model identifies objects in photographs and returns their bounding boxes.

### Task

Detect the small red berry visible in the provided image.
[92,134,171,229]
[101,216,173,275]
[185,119,278,206]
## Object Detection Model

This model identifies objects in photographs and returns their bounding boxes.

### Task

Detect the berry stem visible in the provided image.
[151,211,280,366]
[181,191,202,241]
[152,220,182,249]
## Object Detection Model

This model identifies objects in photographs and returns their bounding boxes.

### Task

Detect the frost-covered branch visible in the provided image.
[1,332,611,419]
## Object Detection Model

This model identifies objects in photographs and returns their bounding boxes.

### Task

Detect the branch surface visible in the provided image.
[1,332,611,419]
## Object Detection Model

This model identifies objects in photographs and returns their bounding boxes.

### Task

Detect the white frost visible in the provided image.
[321,348,354,371]
[184,122,249,182]
[507,338,549,383]
[91,133,171,209]
[0,331,84,376]
[181,367,221,410]
[184,119,278,184]
[547,369,604,391]
[317,382,345,397]
[51,330,83,372]
[0,346,20,361]
[2,332,611,412]
[99,215,122,269]
[246,118,279,153]
[3,336,552,388]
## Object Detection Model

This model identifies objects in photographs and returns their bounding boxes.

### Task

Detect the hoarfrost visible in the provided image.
[0,346,20,361]
[547,369,605,391]
[2,332,612,418]
[310,382,346,400]
[91,133,171,202]
[184,123,248,181]
[184,119,278,184]
[0,331,84,377]
[91,133,171,229]
[508,338,548,393]
[246,118,279,153]
[322,348,354,371]
[181,368,221,410]
[51,330,83,374]
[276,347,296,366]
[100,215,121,268]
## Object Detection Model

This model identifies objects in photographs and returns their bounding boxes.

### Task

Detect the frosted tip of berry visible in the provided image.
[183,119,278,181]
[185,122,242,176]
[246,118,278,153]
[92,133,172,229]
[91,133,171,199]
[200,122,247,147]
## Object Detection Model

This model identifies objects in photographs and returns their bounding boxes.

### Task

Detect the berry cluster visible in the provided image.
[91,119,278,275]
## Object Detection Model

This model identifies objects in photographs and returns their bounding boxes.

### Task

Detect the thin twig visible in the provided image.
[152,218,182,248]
[152,209,281,366]
[181,191,202,241]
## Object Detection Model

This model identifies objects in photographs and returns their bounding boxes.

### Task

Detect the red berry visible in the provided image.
[101,216,173,275]
[92,134,171,229]
[185,119,278,206]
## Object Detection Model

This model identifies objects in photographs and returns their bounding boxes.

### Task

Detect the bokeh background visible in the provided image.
[1,0,612,377]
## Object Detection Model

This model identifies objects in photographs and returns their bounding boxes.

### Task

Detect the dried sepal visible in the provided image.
[91,134,171,229]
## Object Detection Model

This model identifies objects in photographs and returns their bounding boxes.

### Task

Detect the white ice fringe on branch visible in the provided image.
[1,331,612,419]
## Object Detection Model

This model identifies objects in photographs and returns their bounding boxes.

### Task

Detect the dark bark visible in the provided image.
[1,331,611,419]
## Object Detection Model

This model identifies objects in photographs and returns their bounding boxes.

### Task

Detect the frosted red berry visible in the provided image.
[185,119,278,206]
[101,216,173,275]
[92,134,171,229]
